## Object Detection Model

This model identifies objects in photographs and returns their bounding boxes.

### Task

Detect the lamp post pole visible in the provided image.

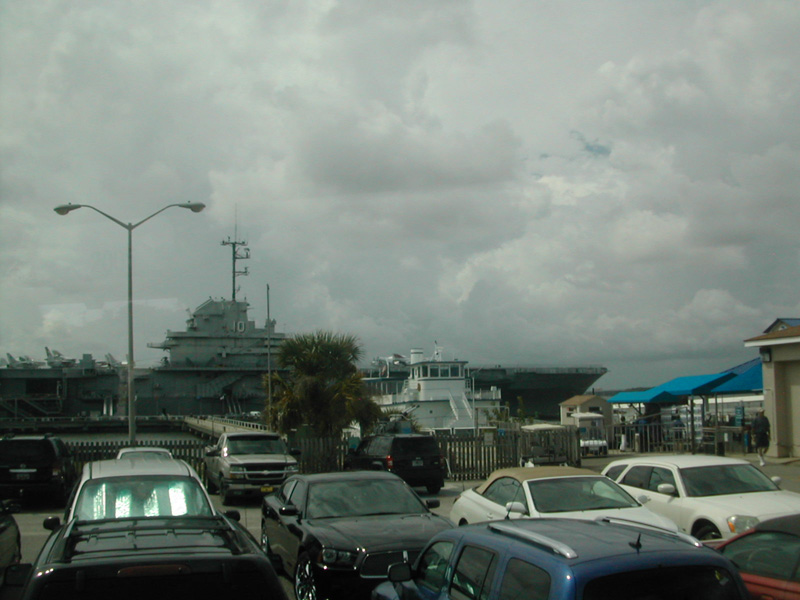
[54,202,205,444]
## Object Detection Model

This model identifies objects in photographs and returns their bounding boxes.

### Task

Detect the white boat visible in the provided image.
[369,345,502,433]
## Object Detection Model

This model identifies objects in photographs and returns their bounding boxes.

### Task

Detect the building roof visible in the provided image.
[560,395,606,407]
[763,318,800,333]
[745,324,800,347]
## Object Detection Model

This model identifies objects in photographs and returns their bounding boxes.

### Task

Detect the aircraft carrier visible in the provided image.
[0,239,607,420]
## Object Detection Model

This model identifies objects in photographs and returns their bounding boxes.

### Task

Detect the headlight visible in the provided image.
[319,548,358,567]
[229,466,246,479]
[727,515,759,533]
[286,463,299,472]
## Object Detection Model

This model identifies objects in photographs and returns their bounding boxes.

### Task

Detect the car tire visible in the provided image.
[295,552,319,600]
[693,523,722,540]
[261,520,282,572]
[205,471,218,494]
[426,483,442,494]
[220,480,233,506]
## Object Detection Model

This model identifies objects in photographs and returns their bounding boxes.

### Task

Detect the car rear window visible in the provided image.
[73,475,214,520]
[392,437,440,456]
[0,440,55,461]
[582,565,742,600]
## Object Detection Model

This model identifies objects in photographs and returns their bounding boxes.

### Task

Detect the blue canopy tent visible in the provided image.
[607,389,677,404]
[712,360,763,394]
[651,372,736,396]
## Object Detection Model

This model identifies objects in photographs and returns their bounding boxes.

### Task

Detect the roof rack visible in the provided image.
[595,516,702,547]
[488,522,578,558]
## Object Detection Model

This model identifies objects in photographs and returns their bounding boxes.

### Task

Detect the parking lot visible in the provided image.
[9,453,800,599]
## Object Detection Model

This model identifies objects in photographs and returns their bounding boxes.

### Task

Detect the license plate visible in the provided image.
[260,485,274,494]
[412,459,423,467]
[15,473,31,480]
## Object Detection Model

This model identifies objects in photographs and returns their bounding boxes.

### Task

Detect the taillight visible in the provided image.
[386,455,393,469]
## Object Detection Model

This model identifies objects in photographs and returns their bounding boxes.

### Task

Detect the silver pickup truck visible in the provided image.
[204,432,300,505]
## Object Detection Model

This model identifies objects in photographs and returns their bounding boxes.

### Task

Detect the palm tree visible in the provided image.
[266,331,381,437]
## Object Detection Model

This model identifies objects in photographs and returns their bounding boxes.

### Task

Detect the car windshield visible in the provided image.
[583,565,742,600]
[680,464,779,497]
[306,479,428,519]
[227,436,287,455]
[527,477,639,513]
[73,475,214,521]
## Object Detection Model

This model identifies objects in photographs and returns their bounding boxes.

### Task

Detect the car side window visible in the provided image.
[648,467,676,492]
[720,531,800,581]
[497,558,550,600]
[483,478,524,509]
[604,464,626,481]
[450,545,498,600]
[621,466,652,490]
[288,479,307,509]
[414,541,454,593]
[279,479,297,503]
[372,437,392,455]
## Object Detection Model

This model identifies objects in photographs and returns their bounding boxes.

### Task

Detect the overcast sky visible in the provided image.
[2,1,798,391]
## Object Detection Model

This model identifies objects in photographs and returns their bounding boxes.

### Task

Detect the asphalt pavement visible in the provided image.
[9,451,800,599]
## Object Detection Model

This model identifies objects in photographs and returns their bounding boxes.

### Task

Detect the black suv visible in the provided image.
[4,511,288,600]
[344,434,445,494]
[0,435,77,505]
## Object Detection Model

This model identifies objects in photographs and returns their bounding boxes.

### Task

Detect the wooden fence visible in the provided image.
[65,427,582,484]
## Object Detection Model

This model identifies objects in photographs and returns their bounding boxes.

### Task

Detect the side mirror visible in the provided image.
[206,448,220,457]
[425,499,440,509]
[771,476,783,487]
[505,501,527,515]
[656,483,677,496]
[387,562,412,583]
[43,516,61,531]
[279,505,299,517]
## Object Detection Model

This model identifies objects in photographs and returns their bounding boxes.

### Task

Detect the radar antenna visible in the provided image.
[221,224,250,301]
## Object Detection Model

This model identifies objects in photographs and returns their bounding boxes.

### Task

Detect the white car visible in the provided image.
[601,454,800,541]
[115,446,173,459]
[59,458,215,523]
[449,466,678,531]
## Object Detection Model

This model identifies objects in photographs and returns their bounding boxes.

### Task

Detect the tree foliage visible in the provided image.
[264,331,383,437]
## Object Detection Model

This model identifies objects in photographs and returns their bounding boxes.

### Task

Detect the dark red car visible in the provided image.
[716,513,800,600]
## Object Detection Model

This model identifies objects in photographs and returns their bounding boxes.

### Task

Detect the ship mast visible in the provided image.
[221,225,249,301]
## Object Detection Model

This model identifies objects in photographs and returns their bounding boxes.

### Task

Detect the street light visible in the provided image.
[54,202,205,443]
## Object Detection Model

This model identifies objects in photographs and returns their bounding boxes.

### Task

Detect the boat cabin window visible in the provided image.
[414,364,462,379]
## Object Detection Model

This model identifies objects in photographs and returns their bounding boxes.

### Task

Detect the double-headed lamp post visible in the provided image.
[54,202,205,444]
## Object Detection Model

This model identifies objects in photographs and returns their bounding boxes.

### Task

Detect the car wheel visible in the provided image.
[426,483,442,494]
[261,520,282,572]
[295,552,318,600]
[693,523,722,540]
[220,480,233,506]
[205,471,218,494]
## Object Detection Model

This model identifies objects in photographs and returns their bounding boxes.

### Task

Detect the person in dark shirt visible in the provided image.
[751,408,771,466]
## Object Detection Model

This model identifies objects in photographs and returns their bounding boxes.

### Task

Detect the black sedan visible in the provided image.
[261,471,453,600]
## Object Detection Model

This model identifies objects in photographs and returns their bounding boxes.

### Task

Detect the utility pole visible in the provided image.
[266,283,273,430]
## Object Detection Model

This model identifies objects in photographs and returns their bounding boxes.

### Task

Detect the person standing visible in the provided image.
[752,408,771,467]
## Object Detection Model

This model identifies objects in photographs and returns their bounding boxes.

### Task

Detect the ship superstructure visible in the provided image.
[369,346,502,432]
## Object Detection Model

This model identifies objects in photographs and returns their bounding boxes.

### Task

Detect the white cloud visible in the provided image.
[2,0,799,391]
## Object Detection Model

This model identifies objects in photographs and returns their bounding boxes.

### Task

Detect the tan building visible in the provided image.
[559,394,612,425]
[745,320,800,458]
